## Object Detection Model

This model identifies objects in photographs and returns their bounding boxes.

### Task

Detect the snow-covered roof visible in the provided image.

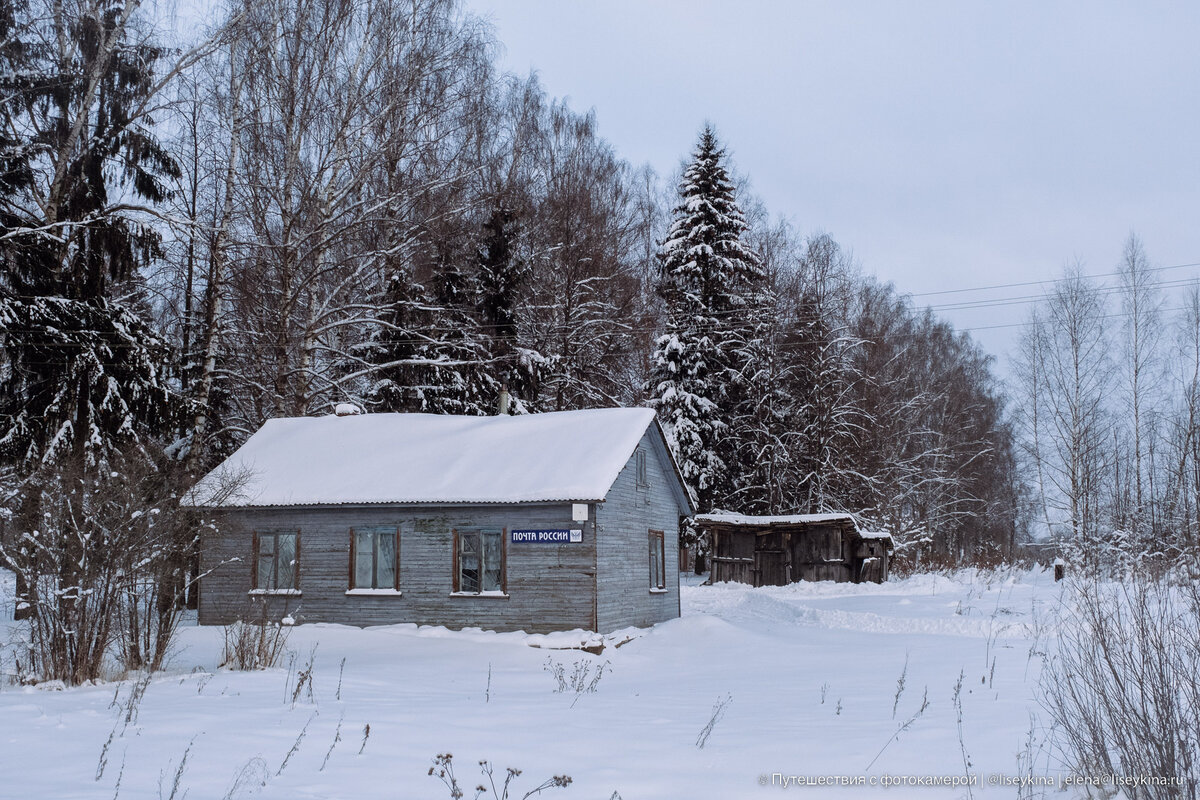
[186,408,669,508]
[695,513,856,526]
[695,514,894,548]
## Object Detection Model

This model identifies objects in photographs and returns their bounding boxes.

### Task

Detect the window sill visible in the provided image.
[345,589,403,597]
[449,591,510,599]
[649,588,668,594]
[248,589,301,597]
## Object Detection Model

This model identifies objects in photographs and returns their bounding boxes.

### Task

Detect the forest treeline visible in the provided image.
[1015,239,1200,572]
[0,0,1019,580]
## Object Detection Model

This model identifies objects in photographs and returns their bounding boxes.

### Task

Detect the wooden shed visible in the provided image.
[696,513,893,586]
[185,408,695,634]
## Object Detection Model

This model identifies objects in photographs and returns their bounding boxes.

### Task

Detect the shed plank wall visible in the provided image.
[199,503,597,634]
[595,430,683,631]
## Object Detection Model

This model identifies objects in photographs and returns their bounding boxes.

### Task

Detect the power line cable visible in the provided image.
[908,261,1200,299]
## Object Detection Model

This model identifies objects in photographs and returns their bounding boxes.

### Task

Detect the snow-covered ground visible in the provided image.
[0,569,1068,799]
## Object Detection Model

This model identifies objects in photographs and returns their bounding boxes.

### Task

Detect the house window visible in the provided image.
[648,529,665,590]
[454,529,505,594]
[253,531,299,591]
[351,527,399,590]
[635,449,649,487]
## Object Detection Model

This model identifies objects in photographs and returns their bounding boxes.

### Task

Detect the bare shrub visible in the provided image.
[95,672,153,782]
[158,738,196,800]
[543,656,609,693]
[221,616,290,671]
[1041,577,1200,799]
[952,671,974,800]
[276,713,315,776]
[320,712,344,771]
[358,723,370,755]
[222,757,269,800]
[889,547,1010,578]
[1015,712,1057,800]
[696,694,732,749]
[0,453,249,684]
[428,753,571,800]
[287,647,317,706]
[865,685,929,771]
[891,653,908,719]
[543,656,610,707]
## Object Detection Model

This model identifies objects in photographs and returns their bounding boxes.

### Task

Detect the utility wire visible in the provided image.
[908,260,1200,299]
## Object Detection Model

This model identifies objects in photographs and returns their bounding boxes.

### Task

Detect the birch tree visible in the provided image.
[1014,266,1114,551]
[218,0,495,426]
[789,234,863,514]
[523,103,642,411]
[1114,233,1162,548]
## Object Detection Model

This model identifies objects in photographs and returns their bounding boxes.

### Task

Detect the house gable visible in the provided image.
[593,427,688,631]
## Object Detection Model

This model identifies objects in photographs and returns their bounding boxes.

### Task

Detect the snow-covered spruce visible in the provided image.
[649,126,767,525]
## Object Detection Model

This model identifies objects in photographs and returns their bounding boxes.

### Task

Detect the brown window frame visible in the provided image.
[648,529,666,590]
[348,526,401,591]
[251,530,301,592]
[452,528,508,595]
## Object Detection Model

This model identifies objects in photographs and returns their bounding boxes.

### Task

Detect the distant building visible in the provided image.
[186,408,694,633]
[696,513,893,586]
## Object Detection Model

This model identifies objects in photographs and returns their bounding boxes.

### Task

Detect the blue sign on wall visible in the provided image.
[511,529,583,544]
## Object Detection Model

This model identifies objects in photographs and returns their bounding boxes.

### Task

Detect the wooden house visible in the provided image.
[185,407,695,634]
[696,513,893,586]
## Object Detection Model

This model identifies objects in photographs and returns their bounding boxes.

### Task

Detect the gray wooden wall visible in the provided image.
[199,502,596,633]
[594,429,684,630]
[198,433,686,634]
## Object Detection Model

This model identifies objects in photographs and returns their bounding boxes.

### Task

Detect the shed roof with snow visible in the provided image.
[187,407,694,512]
[695,512,856,526]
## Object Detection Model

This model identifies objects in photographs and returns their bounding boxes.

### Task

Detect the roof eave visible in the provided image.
[186,497,608,512]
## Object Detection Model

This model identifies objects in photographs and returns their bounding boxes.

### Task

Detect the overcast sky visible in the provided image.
[464,0,1200,363]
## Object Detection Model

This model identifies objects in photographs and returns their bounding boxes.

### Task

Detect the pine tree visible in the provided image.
[352,254,498,417]
[0,0,191,681]
[726,281,790,514]
[476,202,539,409]
[0,0,180,476]
[649,127,762,517]
[351,268,432,413]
